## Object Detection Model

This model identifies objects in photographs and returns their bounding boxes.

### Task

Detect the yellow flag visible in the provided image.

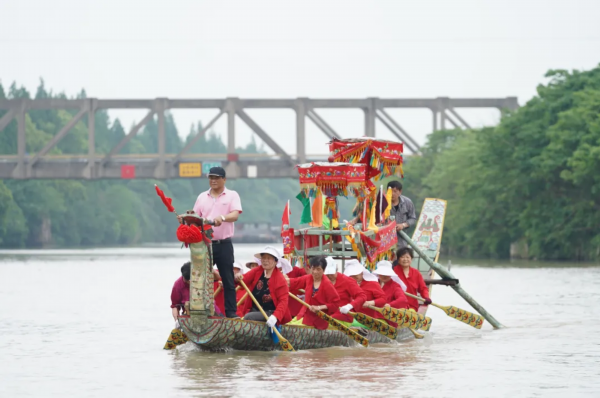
[384,187,393,219]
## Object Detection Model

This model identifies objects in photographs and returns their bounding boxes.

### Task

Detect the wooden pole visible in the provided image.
[399,231,504,329]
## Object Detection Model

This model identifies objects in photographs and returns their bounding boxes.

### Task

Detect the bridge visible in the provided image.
[0,97,518,179]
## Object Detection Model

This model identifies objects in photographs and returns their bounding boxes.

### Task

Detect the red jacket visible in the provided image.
[381,279,409,327]
[289,274,340,330]
[213,282,225,316]
[287,267,307,318]
[330,273,367,323]
[357,280,387,321]
[393,265,430,311]
[236,288,248,318]
[241,267,292,325]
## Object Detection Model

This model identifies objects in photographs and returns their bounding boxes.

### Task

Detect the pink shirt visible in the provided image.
[170,276,190,309]
[193,187,242,240]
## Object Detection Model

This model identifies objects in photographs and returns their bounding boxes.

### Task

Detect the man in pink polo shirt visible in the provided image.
[190,166,242,318]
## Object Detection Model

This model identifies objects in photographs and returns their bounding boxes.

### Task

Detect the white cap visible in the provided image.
[343,260,378,282]
[324,257,337,275]
[213,264,219,270]
[254,246,281,261]
[233,261,249,275]
[373,260,407,291]
[277,257,293,274]
[246,257,261,266]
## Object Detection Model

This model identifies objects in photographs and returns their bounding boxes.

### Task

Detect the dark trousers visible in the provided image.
[212,240,237,315]
[243,310,274,322]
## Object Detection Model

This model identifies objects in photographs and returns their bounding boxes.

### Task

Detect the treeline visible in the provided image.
[2,64,599,261]
[0,81,299,248]
[402,65,600,261]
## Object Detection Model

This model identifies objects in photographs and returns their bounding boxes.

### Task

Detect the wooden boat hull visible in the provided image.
[179,315,418,351]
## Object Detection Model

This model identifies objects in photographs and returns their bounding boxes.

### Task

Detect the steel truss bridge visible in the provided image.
[0,97,518,179]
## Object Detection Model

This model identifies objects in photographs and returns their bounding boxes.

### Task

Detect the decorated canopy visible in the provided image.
[328,138,404,180]
[297,162,372,198]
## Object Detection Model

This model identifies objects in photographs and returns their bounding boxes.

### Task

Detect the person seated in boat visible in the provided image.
[233,262,250,318]
[213,265,226,317]
[343,260,389,323]
[324,258,367,325]
[246,257,261,270]
[393,248,432,311]
[373,260,409,327]
[286,256,341,330]
[171,262,191,321]
[235,246,292,327]
[285,258,307,318]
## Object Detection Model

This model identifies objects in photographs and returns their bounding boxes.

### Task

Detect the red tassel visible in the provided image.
[155,184,175,213]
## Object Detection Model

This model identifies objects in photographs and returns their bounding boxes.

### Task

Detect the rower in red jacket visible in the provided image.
[288,256,340,330]
[324,257,367,323]
[233,262,250,318]
[393,247,432,311]
[373,260,409,327]
[213,266,225,316]
[286,261,307,318]
[236,246,292,328]
[343,260,388,322]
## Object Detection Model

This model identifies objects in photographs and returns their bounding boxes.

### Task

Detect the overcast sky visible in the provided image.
[2,0,599,155]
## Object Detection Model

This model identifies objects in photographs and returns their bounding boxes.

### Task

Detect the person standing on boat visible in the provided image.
[236,246,292,327]
[324,258,367,325]
[387,180,417,250]
[286,256,341,330]
[182,166,242,319]
[171,262,191,321]
[393,248,432,311]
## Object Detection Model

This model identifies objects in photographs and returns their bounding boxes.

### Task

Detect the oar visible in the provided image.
[368,305,417,329]
[214,285,222,297]
[405,293,484,329]
[349,311,398,340]
[289,293,369,348]
[214,285,240,298]
[239,280,295,352]
[237,292,248,306]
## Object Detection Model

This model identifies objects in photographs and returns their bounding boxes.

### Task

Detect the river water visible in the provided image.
[1,244,599,397]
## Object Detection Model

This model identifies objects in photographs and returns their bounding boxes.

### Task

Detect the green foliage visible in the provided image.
[403,65,600,260]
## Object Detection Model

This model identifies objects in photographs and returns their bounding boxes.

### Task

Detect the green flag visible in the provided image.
[296,192,312,224]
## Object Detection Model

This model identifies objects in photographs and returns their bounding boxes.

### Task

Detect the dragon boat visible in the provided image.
[173,138,453,351]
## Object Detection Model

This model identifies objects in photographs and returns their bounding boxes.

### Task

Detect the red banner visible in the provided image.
[360,221,398,270]
[328,139,403,180]
[282,228,295,255]
[297,162,369,197]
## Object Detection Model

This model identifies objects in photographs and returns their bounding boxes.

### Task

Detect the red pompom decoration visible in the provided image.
[328,156,334,163]
[176,224,204,245]
[155,184,175,213]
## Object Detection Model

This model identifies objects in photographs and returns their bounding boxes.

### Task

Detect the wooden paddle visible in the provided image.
[214,285,240,298]
[405,292,484,329]
[239,280,295,352]
[289,293,369,348]
[367,305,417,329]
[237,292,248,306]
[349,311,398,340]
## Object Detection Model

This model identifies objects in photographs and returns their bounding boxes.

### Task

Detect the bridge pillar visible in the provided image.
[13,99,27,179]
[155,98,168,179]
[84,98,97,179]
[295,98,307,164]
[364,97,377,137]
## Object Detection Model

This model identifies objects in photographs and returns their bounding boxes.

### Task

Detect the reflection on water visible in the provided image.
[1,245,599,397]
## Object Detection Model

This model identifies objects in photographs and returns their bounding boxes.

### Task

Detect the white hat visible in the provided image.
[277,257,293,274]
[213,264,219,270]
[343,260,378,282]
[246,257,261,266]
[373,260,407,291]
[254,246,281,261]
[233,262,249,275]
[324,257,337,275]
